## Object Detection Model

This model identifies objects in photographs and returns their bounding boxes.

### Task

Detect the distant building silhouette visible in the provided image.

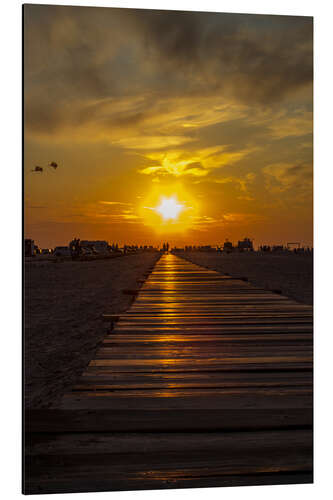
[25,239,34,257]
[237,237,254,252]
[223,239,233,253]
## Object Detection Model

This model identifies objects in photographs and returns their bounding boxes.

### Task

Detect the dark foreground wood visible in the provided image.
[24,254,313,494]
[25,428,312,494]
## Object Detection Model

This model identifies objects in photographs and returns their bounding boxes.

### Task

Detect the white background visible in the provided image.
[1,0,332,498]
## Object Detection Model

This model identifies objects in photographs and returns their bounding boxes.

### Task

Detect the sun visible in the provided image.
[139,186,199,233]
[156,196,184,221]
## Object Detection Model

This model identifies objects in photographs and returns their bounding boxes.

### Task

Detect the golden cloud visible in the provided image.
[139,147,255,179]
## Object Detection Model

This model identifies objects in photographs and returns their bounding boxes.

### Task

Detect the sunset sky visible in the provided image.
[24,5,313,248]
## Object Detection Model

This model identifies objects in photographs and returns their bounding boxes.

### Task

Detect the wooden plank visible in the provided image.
[102,333,312,342]
[59,388,312,410]
[115,322,312,329]
[88,354,312,365]
[112,326,313,334]
[26,408,313,433]
[102,338,312,347]
[25,427,313,494]
[95,352,313,359]
[75,372,312,390]
[26,428,312,459]
[123,303,312,309]
[24,471,313,495]
[120,313,313,319]
[98,340,313,349]
[135,296,291,302]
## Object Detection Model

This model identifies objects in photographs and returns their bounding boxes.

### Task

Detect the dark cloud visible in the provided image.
[23,5,313,137]
[129,10,313,104]
[263,161,312,194]
[199,119,270,150]
[284,163,313,183]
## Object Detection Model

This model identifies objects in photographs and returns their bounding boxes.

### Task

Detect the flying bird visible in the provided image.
[30,161,60,174]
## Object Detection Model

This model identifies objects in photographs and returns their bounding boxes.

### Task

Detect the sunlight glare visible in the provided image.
[156,196,184,221]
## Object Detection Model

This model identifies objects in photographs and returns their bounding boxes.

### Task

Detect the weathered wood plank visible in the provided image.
[59,389,312,410]
[25,429,312,492]
[26,407,313,433]
[26,429,312,458]
[102,333,313,343]
[24,471,313,495]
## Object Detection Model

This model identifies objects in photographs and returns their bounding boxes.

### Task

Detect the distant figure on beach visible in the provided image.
[162,242,169,253]
[69,238,81,260]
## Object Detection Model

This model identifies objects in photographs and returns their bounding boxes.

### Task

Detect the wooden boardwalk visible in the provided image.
[25,253,313,494]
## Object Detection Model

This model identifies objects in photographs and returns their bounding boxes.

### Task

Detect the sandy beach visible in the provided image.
[24,252,160,408]
[176,251,313,305]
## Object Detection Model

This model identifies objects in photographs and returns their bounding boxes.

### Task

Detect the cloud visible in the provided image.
[263,162,312,194]
[244,108,313,139]
[95,213,142,222]
[113,135,193,151]
[237,195,255,201]
[188,211,267,232]
[26,205,47,209]
[211,172,257,195]
[24,89,248,152]
[268,112,313,139]
[24,6,312,146]
[139,147,255,179]
[99,201,132,206]
[73,202,144,225]
[139,156,208,177]
[130,10,313,105]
